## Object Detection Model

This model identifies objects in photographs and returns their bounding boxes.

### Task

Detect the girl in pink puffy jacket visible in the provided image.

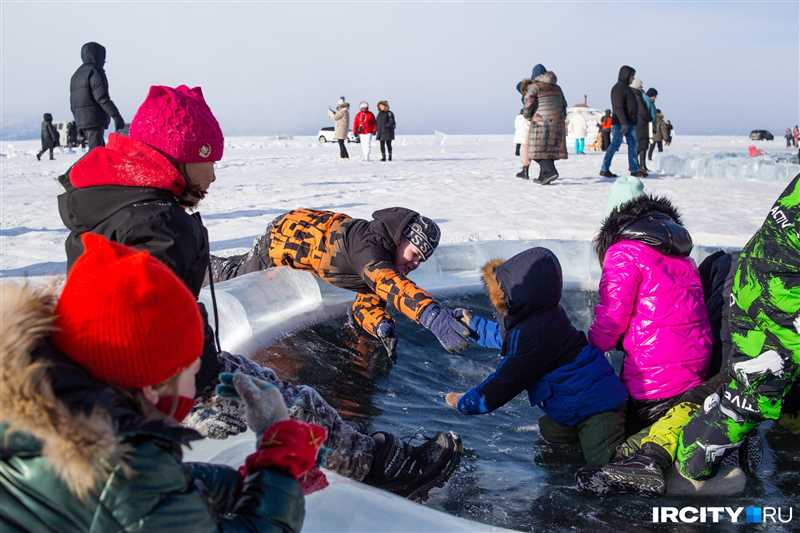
[589,195,712,432]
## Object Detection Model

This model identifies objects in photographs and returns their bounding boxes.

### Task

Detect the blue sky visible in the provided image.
[2,1,798,136]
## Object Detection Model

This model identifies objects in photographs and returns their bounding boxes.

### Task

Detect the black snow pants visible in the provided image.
[81,128,105,149]
[338,139,349,159]
[380,139,393,160]
[648,141,663,160]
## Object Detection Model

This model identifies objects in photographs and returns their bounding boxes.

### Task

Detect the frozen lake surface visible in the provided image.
[2,134,799,530]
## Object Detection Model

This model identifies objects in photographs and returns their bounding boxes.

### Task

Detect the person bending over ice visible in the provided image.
[445,248,629,467]
[213,207,472,362]
[57,85,462,499]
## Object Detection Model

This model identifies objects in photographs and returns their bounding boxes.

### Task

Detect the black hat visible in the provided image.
[646,88,658,97]
[403,215,441,260]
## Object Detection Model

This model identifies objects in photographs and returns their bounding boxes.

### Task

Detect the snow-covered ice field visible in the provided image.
[2,134,800,531]
[2,134,799,281]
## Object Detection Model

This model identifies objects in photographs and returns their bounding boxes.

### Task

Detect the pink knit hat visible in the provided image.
[129,85,224,163]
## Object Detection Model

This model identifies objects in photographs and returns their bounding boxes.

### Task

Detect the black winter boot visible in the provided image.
[576,442,671,498]
[516,166,529,179]
[599,170,618,178]
[363,431,463,500]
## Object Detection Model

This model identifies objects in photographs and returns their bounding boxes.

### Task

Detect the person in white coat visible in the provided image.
[514,112,530,156]
[567,112,588,155]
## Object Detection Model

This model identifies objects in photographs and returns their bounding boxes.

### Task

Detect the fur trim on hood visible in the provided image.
[377,100,390,110]
[534,71,557,84]
[481,259,507,315]
[0,283,126,500]
[595,195,684,263]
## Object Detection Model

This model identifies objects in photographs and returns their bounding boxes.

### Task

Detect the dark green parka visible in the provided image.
[0,285,304,532]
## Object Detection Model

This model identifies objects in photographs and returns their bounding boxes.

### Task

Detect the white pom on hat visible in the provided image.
[360,101,368,108]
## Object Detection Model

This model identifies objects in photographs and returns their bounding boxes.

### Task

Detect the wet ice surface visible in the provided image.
[254,291,799,532]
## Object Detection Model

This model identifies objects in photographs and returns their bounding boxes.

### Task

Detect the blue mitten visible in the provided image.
[419,304,470,353]
[375,320,398,364]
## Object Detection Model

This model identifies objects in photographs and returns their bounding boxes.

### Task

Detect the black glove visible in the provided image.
[419,304,470,353]
[113,115,125,132]
[376,320,398,364]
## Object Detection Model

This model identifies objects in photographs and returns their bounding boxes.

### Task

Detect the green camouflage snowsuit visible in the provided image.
[678,173,800,479]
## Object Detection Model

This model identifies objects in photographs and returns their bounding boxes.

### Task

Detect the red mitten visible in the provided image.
[298,467,329,495]
[244,419,328,480]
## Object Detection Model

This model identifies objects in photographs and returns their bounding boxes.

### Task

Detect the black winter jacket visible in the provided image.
[610,65,638,127]
[70,42,121,130]
[375,111,396,141]
[58,182,226,393]
[41,114,58,149]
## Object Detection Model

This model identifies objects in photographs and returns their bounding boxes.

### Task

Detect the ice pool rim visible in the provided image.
[199,238,733,355]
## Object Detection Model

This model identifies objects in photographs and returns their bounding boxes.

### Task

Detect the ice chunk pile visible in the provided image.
[657,151,800,181]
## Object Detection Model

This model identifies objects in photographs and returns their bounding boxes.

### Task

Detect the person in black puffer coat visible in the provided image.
[36,113,59,161]
[69,42,125,149]
[375,100,396,161]
[600,65,643,178]
[629,79,651,176]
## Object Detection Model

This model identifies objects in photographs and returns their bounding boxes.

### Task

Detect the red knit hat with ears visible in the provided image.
[53,233,203,389]
[129,85,224,163]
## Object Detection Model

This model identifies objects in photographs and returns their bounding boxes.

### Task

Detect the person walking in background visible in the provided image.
[66,121,79,149]
[522,65,568,184]
[328,97,350,159]
[513,111,529,156]
[793,125,799,147]
[786,128,794,148]
[567,111,588,155]
[69,42,125,149]
[648,109,668,160]
[353,101,377,161]
[630,79,652,175]
[515,63,546,179]
[375,100,396,161]
[600,65,643,178]
[665,120,674,145]
[36,113,59,161]
[600,109,613,151]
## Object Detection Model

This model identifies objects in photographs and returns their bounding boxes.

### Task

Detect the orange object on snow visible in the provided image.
[748,145,764,157]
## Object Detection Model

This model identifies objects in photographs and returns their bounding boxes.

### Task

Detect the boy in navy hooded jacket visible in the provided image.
[446,247,628,466]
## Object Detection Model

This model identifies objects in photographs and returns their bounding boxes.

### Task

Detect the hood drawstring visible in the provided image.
[196,212,222,353]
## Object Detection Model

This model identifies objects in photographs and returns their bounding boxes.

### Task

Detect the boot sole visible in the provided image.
[538,174,559,185]
[576,466,665,498]
[407,432,464,502]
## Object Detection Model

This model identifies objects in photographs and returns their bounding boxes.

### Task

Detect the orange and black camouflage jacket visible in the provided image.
[266,208,436,337]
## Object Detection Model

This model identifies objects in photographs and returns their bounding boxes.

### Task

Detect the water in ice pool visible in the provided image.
[253,291,799,532]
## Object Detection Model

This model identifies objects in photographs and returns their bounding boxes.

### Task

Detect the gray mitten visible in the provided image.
[216,372,289,437]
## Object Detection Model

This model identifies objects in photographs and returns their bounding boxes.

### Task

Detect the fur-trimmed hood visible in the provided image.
[595,195,693,264]
[534,71,558,85]
[480,248,563,330]
[0,284,198,500]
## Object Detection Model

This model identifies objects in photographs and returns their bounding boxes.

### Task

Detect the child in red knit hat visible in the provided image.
[0,233,325,531]
[57,84,463,499]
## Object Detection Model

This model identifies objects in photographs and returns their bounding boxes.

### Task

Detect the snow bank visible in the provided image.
[185,432,513,533]
[656,151,800,181]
